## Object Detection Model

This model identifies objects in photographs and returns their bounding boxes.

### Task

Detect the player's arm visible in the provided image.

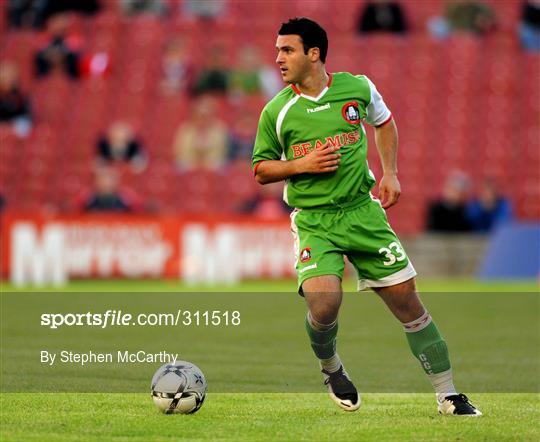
[254,144,341,185]
[374,118,401,209]
[363,75,401,209]
[252,105,340,185]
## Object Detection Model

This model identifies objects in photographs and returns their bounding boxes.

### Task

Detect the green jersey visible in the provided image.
[252,72,392,210]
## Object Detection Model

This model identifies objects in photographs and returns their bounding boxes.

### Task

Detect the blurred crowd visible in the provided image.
[1,0,538,224]
[426,172,512,234]
[356,0,540,52]
[2,0,287,216]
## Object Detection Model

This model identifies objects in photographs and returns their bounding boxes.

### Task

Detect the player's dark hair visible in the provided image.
[278,17,328,63]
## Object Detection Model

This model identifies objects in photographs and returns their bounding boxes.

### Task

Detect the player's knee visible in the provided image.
[309,307,338,328]
[382,291,416,317]
[376,279,422,319]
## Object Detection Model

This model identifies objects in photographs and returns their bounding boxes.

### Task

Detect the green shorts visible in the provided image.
[290,194,416,292]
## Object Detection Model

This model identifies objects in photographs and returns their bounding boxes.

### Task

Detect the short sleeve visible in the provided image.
[365,77,392,127]
[252,107,282,169]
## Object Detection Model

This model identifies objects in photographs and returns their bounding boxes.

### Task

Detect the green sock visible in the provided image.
[305,315,338,360]
[406,320,451,375]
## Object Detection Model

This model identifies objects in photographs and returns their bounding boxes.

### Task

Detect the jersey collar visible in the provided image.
[291,72,332,102]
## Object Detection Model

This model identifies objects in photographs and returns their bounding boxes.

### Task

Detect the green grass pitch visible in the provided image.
[2,393,539,441]
[1,278,539,441]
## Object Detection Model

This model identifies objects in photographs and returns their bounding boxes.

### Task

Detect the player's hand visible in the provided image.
[378,174,401,209]
[297,142,341,174]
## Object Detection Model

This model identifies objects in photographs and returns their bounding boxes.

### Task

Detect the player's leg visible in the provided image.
[374,278,454,395]
[292,209,360,411]
[303,274,342,370]
[292,208,343,367]
[303,274,341,359]
[374,278,482,416]
[346,198,481,415]
[302,275,360,411]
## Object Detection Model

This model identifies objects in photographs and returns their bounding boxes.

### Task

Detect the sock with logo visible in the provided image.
[403,310,457,400]
[305,312,341,371]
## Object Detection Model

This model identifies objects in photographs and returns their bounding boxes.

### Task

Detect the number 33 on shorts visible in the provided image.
[378,241,406,266]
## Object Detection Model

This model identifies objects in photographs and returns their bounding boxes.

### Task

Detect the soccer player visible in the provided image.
[252,18,481,416]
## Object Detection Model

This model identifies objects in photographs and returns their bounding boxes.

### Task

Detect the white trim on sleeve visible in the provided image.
[365,77,392,127]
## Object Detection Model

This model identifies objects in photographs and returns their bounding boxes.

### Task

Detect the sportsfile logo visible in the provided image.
[40,310,241,329]
[306,103,330,114]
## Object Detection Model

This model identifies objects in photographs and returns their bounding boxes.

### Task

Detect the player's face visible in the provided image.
[275,34,311,84]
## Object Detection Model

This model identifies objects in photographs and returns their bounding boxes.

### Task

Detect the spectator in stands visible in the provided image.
[429,1,497,39]
[44,0,100,16]
[7,0,46,28]
[7,0,100,29]
[466,178,512,233]
[228,113,257,161]
[0,62,32,138]
[173,95,228,171]
[192,45,229,95]
[120,0,166,16]
[356,1,408,34]
[182,0,226,20]
[160,37,194,96]
[426,171,472,232]
[240,182,290,220]
[96,121,147,173]
[229,45,282,101]
[34,14,84,79]
[81,167,139,213]
[519,1,540,52]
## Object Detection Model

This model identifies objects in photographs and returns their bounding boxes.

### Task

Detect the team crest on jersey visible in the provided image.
[342,101,360,124]
[300,247,312,263]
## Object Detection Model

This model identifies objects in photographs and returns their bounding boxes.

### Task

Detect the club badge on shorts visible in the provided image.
[300,247,312,263]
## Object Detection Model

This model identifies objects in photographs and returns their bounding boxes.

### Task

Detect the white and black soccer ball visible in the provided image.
[151,361,207,414]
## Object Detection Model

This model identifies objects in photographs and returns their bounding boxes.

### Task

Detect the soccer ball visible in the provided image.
[151,361,207,414]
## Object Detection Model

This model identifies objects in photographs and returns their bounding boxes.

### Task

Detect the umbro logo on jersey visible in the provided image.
[306,103,331,114]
